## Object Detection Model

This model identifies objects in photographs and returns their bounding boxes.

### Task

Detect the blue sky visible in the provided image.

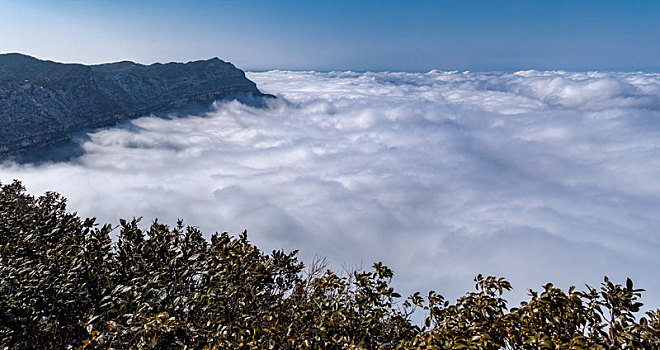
[0,0,659,71]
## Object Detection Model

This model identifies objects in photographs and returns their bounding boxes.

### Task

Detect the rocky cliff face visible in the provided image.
[0,53,270,157]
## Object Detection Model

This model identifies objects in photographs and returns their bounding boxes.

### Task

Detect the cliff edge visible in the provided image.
[0,53,270,157]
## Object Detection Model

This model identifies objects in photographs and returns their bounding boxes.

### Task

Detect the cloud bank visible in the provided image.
[2,70,660,305]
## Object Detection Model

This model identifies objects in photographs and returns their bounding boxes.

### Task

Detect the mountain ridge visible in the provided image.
[0,53,271,158]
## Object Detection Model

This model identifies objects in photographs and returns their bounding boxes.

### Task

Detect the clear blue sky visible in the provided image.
[0,0,658,71]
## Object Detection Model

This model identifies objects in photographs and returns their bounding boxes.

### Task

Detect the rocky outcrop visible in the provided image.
[0,53,270,157]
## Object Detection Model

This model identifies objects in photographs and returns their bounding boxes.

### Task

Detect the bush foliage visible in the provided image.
[1,180,659,349]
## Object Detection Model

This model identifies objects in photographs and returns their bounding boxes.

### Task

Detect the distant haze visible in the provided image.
[2,70,660,306]
[0,0,658,71]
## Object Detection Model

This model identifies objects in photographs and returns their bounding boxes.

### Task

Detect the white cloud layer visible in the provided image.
[2,70,660,306]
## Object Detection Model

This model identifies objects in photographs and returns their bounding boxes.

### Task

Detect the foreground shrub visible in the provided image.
[0,180,659,349]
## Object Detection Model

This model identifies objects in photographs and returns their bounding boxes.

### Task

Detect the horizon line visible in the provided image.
[3,51,659,74]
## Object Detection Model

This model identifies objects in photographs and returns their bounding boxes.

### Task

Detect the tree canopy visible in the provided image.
[1,180,659,349]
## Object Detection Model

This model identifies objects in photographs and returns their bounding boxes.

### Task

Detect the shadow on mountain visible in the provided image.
[13,135,90,165]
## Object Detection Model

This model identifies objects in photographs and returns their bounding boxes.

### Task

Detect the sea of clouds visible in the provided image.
[2,69,660,305]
